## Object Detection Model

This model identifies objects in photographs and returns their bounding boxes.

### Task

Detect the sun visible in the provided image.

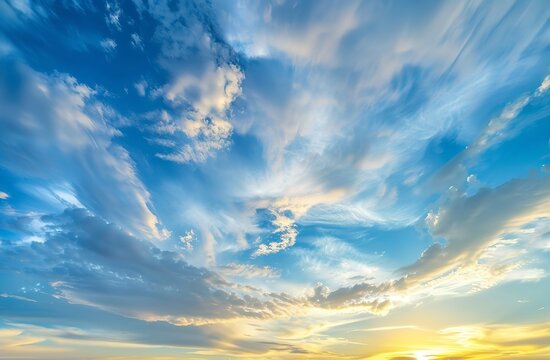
[414,351,431,360]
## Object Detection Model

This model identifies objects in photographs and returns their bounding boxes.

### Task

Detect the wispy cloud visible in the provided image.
[0,61,165,240]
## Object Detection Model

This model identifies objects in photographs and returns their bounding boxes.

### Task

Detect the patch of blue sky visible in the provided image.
[471,105,550,188]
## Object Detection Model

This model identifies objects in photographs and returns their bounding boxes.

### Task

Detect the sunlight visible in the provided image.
[414,351,429,360]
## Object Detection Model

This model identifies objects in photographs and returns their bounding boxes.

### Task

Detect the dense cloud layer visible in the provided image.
[1,208,300,325]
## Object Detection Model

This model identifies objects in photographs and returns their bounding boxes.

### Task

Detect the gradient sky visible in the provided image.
[1,1,550,359]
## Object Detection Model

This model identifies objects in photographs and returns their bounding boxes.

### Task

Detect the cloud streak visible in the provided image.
[0,60,165,240]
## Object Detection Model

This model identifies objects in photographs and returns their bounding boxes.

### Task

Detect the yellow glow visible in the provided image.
[2,321,550,359]
[414,352,429,360]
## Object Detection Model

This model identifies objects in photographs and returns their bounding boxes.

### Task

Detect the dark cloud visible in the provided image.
[1,208,297,325]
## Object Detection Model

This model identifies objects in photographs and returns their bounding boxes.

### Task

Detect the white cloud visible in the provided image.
[252,190,348,256]
[156,63,243,163]
[134,79,147,96]
[403,174,550,294]
[0,0,46,23]
[125,0,550,285]
[0,293,37,302]
[204,1,550,260]
[130,33,143,50]
[105,1,121,30]
[130,1,245,164]
[295,173,550,316]
[0,191,8,199]
[180,229,195,251]
[537,75,550,94]
[433,73,550,188]
[253,208,298,257]
[218,263,280,279]
[220,1,360,65]
[0,61,165,240]
[100,38,117,52]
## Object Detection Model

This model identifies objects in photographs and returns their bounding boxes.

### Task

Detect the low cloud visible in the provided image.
[1,209,300,326]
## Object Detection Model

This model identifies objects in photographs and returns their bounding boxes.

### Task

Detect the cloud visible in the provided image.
[0,209,300,326]
[111,0,550,265]
[0,302,300,356]
[368,322,550,359]
[209,0,550,259]
[218,263,280,279]
[105,1,122,31]
[309,282,392,314]
[0,293,37,302]
[253,208,298,257]
[179,229,195,251]
[403,174,550,285]
[156,63,243,163]
[130,0,244,164]
[219,0,360,65]
[0,60,164,240]
[250,190,348,257]
[293,236,385,290]
[432,72,550,188]
[302,172,550,315]
[134,79,147,96]
[0,318,318,359]
[130,33,143,50]
[0,191,9,199]
[538,75,550,94]
[0,0,47,24]
[100,38,117,52]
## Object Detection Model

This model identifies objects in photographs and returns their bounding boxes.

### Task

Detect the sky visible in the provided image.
[1,0,550,359]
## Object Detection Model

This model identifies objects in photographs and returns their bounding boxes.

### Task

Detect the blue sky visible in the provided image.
[1,1,550,359]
